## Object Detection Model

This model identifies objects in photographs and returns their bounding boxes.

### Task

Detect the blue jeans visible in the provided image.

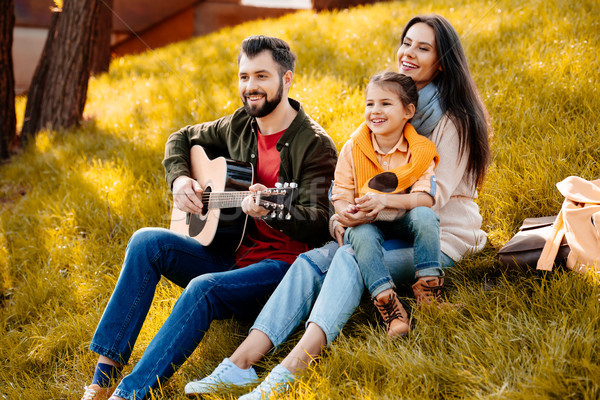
[345,207,442,298]
[89,228,290,400]
[251,239,453,346]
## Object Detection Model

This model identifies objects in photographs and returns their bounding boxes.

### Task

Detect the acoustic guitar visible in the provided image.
[170,145,297,251]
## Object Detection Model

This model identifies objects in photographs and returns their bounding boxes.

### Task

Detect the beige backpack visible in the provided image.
[537,176,600,273]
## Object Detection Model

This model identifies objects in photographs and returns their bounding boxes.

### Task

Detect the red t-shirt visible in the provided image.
[235,127,310,267]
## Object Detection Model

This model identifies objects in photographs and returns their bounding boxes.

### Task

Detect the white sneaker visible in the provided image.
[238,364,294,400]
[184,358,258,396]
[81,384,113,400]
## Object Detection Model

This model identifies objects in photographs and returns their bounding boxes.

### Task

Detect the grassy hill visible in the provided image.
[4,0,600,398]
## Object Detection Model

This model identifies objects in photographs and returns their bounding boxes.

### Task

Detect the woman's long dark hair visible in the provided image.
[400,15,491,188]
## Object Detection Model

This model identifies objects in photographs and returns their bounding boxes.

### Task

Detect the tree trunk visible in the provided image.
[0,0,16,160]
[20,8,60,144]
[38,0,101,132]
[90,0,113,75]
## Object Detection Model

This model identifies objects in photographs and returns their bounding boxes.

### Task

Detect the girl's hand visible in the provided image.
[337,208,375,227]
[355,192,385,217]
[344,203,359,214]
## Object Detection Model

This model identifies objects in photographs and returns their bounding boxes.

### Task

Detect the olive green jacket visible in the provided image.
[162,98,338,248]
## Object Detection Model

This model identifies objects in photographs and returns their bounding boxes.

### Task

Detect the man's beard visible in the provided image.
[242,80,284,118]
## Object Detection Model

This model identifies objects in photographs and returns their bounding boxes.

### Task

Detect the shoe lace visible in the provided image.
[376,294,403,324]
[202,362,232,384]
[82,386,99,400]
[421,279,443,302]
[252,370,290,396]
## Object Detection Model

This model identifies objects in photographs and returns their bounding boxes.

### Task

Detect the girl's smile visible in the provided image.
[365,84,414,150]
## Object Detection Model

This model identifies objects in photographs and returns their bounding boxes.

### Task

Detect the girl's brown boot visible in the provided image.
[412,276,444,305]
[373,290,410,338]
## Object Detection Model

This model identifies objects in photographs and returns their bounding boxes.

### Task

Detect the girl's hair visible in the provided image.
[368,71,419,109]
[400,14,490,188]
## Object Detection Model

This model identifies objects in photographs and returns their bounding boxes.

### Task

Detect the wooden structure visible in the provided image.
[14,0,383,93]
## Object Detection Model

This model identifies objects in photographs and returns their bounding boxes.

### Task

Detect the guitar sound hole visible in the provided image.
[200,187,211,217]
[188,186,211,237]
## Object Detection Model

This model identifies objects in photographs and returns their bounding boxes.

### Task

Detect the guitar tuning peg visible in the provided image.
[278,211,284,219]
[285,213,291,220]
[275,182,283,188]
[271,211,277,218]
[290,182,298,188]
[283,182,289,188]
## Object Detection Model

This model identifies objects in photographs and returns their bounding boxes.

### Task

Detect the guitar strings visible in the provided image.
[201,191,283,209]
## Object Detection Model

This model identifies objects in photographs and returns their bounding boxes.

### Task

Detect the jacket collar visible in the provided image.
[276,98,304,151]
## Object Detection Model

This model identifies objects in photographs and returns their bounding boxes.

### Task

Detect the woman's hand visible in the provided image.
[355,192,386,218]
[172,175,203,214]
[330,195,377,246]
[334,223,345,247]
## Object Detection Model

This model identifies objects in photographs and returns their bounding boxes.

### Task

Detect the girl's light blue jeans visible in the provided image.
[344,206,442,298]
[89,227,290,400]
[251,239,453,346]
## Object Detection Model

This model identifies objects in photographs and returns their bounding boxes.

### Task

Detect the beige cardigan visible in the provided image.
[427,115,486,261]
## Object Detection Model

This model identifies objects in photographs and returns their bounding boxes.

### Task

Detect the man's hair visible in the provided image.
[238,35,296,76]
[368,71,419,109]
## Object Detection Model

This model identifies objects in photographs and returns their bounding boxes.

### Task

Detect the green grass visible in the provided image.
[3,0,600,398]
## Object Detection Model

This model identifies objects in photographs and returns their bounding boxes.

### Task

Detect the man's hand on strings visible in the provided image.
[242,183,270,219]
[172,175,203,214]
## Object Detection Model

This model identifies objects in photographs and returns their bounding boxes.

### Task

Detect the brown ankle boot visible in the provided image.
[373,291,410,338]
[412,276,444,305]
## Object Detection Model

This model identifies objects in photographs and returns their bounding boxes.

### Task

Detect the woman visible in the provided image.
[184,14,491,400]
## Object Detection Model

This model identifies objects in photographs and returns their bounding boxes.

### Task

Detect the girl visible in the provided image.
[332,72,440,338]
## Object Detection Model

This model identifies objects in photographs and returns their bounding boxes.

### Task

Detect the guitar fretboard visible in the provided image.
[202,191,255,209]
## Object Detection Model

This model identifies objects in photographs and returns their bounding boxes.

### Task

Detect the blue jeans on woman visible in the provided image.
[89,227,291,400]
[251,238,453,347]
[344,207,442,298]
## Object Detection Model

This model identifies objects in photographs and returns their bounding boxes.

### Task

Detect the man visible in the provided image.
[81,35,337,400]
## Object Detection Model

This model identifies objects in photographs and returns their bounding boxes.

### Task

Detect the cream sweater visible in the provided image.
[429,115,487,261]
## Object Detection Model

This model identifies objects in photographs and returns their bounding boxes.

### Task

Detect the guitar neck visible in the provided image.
[204,191,254,209]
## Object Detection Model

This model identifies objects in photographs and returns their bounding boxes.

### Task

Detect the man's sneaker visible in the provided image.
[184,358,258,396]
[412,276,444,305]
[238,364,294,400]
[373,291,410,338]
[81,384,113,400]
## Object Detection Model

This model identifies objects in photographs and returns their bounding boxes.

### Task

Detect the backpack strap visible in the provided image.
[536,208,566,271]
